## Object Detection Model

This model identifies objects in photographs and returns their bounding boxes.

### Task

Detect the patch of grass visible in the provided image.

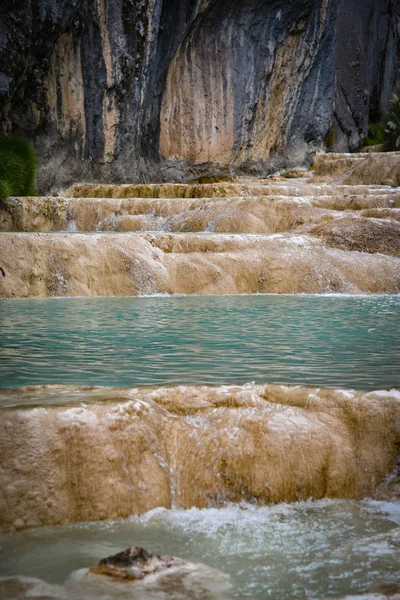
[0,136,37,200]
[363,122,385,147]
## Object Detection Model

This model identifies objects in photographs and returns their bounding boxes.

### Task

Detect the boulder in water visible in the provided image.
[0,547,231,599]
[88,545,186,581]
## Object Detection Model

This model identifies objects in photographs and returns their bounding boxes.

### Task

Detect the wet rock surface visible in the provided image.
[1,230,399,297]
[303,216,400,257]
[88,545,186,581]
[0,547,231,599]
[332,580,400,600]
[1,155,400,298]
[0,576,68,599]
[0,384,399,532]
[0,561,231,599]
[313,153,400,186]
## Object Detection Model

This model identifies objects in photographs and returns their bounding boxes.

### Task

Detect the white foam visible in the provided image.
[57,407,99,426]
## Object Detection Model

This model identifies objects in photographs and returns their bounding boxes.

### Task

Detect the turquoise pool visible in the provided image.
[1,294,399,389]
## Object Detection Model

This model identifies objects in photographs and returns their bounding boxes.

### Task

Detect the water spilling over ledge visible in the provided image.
[1,231,399,297]
[1,156,400,598]
[0,383,399,533]
[1,159,400,298]
[1,193,400,234]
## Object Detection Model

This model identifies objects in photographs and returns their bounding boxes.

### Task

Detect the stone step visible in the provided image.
[64,180,400,199]
[1,231,399,297]
[2,194,399,233]
[313,152,400,185]
[317,152,400,160]
[0,384,398,530]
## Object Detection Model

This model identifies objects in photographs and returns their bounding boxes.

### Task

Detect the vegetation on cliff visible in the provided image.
[0,136,37,200]
[384,86,400,150]
[363,86,400,150]
[363,122,385,147]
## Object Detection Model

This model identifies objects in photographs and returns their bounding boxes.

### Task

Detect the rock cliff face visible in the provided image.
[333,0,400,152]
[0,0,398,191]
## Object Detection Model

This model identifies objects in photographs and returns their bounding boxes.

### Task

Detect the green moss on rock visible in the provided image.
[0,136,37,200]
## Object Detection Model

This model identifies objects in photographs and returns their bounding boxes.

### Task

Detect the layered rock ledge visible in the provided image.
[0,383,399,532]
[1,230,399,297]
[1,155,400,298]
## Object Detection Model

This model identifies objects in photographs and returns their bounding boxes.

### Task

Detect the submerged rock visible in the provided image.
[369,583,400,598]
[0,576,68,600]
[330,580,400,600]
[88,545,186,581]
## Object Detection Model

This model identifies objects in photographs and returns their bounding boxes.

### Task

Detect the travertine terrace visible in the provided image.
[1,153,400,298]
[0,152,400,536]
[0,153,399,564]
[1,384,399,532]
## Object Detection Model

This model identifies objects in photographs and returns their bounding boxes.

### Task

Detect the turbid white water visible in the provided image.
[1,500,400,599]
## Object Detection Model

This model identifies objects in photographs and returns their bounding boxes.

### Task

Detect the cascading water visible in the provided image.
[1,157,400,599]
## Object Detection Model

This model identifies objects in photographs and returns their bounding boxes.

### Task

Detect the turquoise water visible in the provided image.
[0,295,399,389]
[1,500,400,599]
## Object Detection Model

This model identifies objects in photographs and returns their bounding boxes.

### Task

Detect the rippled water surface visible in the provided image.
[1,500,400,598]
[1,295,399,389]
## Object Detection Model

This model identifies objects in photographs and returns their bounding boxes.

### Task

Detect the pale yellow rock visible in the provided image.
[313,152,400,186]
[343,153,400,186]
[300,215,400,257]
[64,180,400,199]
[0,384,399,532]
[0,231,399,297]
[1,191,399,234]
[2,172,400,297]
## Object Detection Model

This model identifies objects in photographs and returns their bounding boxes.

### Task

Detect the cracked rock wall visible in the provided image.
[0,0,398,191]
[333,0,400,151]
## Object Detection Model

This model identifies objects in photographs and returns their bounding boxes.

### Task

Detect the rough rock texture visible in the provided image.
[1,230,400,297]
[333,0,400,152]
[65,180,400,200]
[0,0,398,191]
[4,193,396,235]
[303,216,400,257]
[88,546,186,581]
[313,153,400,186]
[0,384,399,532]
[1,161,400,297]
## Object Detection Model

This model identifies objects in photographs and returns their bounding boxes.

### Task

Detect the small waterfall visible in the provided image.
[0,384,399,532]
